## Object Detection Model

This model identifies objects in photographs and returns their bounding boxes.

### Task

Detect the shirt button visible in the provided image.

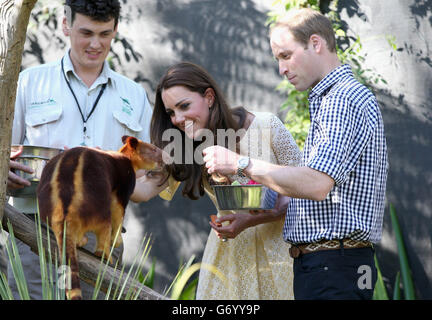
[324,266,329,271]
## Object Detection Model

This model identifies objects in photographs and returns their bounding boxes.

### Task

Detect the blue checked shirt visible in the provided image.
[283,64,388,244]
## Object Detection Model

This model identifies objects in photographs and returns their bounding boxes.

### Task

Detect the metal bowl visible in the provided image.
[212,185,278,210]
[8,145,63,198]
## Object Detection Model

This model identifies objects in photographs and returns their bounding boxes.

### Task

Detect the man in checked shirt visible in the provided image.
[203,8,388,299]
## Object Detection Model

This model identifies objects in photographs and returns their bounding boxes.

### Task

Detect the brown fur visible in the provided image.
[36,136,163,300]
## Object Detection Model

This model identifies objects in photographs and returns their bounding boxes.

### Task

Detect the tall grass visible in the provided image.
[373,203,416,300]
[1,215,224,300]
[0,221,30,300]
[0,216,154,300]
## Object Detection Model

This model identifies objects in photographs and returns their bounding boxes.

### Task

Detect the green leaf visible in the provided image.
[143,258,156,289]
[335,29,346,37]
[389,203,416,300]
[373,254,389,300]
[393,271,401,300]
[3,221,30,300]
[178,278,198,300]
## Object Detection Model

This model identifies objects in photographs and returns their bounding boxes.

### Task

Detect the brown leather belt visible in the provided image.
[289,238,372,259]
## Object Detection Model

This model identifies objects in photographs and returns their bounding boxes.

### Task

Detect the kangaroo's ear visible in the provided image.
[127,136,138,150]
[122,136,130,144]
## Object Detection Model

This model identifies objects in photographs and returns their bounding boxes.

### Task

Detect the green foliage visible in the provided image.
[389,204,416,300]
[373,254,389,300]
[137,255,199,300]
[139,257,156,289]
[166,255,197,300]
[372,204,416,300]
[28,0,63,31]
[1,216,201,300]
[276,79,310,147]
[1,222,30,300]
[393,271,401,300]
[0,217,154,300]
[178,277,198,300]
[267,0,393,149]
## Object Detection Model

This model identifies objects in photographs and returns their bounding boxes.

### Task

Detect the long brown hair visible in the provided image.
[151,62,246,200]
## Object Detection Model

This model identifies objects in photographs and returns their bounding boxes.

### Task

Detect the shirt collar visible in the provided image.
[62,50,113,87]
[308,64,353,101]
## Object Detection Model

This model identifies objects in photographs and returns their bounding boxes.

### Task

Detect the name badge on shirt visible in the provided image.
[113,98,142,133]
[26,98,62,127]
[121,97,133,116]
[29,98,57,109]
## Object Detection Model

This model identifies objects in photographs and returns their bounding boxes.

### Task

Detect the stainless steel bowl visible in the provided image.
[8,145,63,198]
[212,185,278,210]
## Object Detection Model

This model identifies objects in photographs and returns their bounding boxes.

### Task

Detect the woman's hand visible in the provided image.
[209,193,291,240]
[209,213,254,240]
[130,169,169,202]
[249,193,291,219]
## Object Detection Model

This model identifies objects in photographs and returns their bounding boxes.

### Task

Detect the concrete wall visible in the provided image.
[21,0,285,293]
[334,0,432,299]
[19,0,431,298]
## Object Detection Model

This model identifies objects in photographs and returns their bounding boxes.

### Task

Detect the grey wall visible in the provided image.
[20,0,431,298]
[21,0,285,293]
[334,0,432,299]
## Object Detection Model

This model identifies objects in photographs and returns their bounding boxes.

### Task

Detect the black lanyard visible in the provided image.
[61,57,107,134]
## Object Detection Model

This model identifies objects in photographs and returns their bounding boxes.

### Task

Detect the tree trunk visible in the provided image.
[0,0,37,221]
[2,203,169,300]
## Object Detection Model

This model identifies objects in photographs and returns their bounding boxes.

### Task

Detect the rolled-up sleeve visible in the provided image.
[306,94,375,186]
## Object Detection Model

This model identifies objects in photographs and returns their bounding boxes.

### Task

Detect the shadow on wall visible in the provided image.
[23,1,143,73]
[321,0,365,49]
[378,89,432,300]
[326,0,432,300]
[377,0,432,300]
[23,0,432,299]
[20,0,285,295]
[408,0,432,68]
[126,0,432,299]
[123,0,287,292]
[152,0,284,113]
[23,5,64,66]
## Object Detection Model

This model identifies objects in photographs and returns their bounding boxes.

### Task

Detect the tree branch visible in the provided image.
[0,0,38,222]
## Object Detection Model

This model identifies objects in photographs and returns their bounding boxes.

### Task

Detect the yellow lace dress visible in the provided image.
[160,111,302,300]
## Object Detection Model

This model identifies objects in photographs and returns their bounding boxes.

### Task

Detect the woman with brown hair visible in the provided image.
[132,61,301,299]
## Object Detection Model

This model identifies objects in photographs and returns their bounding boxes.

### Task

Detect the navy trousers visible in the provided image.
[293,247,377,300]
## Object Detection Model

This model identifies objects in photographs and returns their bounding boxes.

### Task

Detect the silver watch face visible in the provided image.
[238,157,249,169]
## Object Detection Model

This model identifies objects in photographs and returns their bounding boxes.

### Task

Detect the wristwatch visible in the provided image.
[237,156,250,177]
